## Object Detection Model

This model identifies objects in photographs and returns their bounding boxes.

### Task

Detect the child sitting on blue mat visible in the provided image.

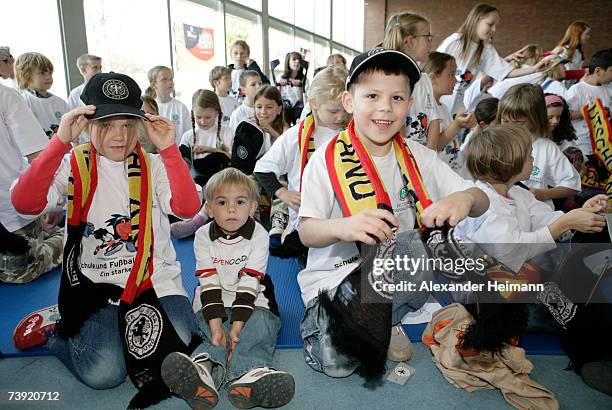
[296,48,489,379]
[161,167,295,409]
[11,72,203,408]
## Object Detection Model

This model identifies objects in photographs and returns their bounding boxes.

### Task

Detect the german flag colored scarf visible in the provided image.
[325,120,432,224]
[582,98,612,207]
[298,114,316,191]
[57,143,196,409]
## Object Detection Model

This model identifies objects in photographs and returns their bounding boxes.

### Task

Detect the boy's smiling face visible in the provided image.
[342,71,413,156]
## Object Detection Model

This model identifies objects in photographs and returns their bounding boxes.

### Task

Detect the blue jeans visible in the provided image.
[192,307,281,388]
[47,295,197,390]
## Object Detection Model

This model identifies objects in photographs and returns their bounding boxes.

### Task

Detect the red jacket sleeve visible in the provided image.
[158,144,201,218]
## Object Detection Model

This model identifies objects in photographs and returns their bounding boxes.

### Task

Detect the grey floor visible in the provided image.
[1,344,611,409]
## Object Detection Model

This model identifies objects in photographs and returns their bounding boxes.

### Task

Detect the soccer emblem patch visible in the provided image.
[102,79,129,100]
[124,304,163,359]
[237,145,248,159]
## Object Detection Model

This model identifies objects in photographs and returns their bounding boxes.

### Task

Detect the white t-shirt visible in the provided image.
[231,68,245,95]
[297,138,474,304]
[68,83,85,110]
[463,77,492,113]
[194,220,272,311]
[436,103,463,173]
[0,85,49,232]
[455,180,562,272]
[276,74,303,107]
[218,95,240,128]
[20,90,69,137]
[437,32,513,114]
[540,79,568,100]
[229,103,255,133]
[558,47,583,71]
[405,75,440,145]
[179,124,234,160]
[254,122,337,231]
[157,98,192,145]
[523,137,581,209]
[32,152,187,297]
[566,81,612,156]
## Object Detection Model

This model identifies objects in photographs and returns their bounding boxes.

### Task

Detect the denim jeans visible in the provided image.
[47,295,197,390]
[192,307,281,388]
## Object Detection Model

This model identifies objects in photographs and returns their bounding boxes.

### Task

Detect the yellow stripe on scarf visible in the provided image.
[582,98,612,208]
[298,114,316,190]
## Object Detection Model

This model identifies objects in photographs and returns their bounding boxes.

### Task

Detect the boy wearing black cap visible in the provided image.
[11,72,203,407]
[297,48,489,378]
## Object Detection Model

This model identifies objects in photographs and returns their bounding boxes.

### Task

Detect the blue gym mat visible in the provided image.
[0,237,565,357]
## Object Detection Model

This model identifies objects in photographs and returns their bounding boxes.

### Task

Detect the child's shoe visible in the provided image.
[161,352,218,409]
[387,324,413,362]
[269,212,288,238]
[13,305,60,350]
[227,367,294,408]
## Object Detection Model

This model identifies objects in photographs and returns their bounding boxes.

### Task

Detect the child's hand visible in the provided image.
[455,111,477,129]
[582,194,609,212]
[279,79,288,86]
[57,106,96,144]
[534,58,550,72]
[260,124,281,140]
[227,321,244,362]
[421,192,473,227]
[564,208,606,233]
[208,318,228,349]
[276,187,300,211]
[193,145,212,154]
[144,114,176,151]
[336,208,398,245]
[290,79,302,87]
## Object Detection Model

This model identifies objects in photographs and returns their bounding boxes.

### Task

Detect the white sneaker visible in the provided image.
[227,367,295,409]
[387,324,413,362]
[269,212,288,237]
[161,352,218,409]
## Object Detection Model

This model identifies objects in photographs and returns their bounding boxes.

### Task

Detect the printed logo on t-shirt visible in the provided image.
[172,114,179,121]
[83,214,136,257]
[399,187,408,201]
[54,111,62,119]
[531,165,541,176]
[211,255,248,265]
[405,112,429,144]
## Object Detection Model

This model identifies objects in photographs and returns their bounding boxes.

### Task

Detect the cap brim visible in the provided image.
[347,50,421,90]
[86,104,147,121]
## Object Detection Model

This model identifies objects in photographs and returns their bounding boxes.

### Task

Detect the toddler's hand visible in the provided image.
[336,208,398,245]
[228,321,244,362]
[209,318,228,349]
[276,188,301,211]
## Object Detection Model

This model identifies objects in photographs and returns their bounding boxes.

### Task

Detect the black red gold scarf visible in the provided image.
[298,114,316,191]
[582,98,612,207]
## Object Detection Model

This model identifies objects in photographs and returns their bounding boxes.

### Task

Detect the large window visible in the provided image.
[0,0,67,97]
[225,3,263,71]
[84,0,171,96]
[332,0,364,51]
[170,0,225,104]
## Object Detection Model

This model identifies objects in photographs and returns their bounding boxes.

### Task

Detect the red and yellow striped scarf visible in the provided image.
[298,114,316,191]
[67,143,154,303]
[324,120,432,227]
[582,98,612,208]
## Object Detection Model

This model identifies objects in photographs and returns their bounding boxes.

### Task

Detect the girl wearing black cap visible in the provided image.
[11,72,202,408]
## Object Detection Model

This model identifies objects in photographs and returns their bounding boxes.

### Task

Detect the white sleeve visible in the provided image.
[544,142,582,190]
[298,146,336,220]
[179,103,192,138]
[68,87,82,110]
[221,125,234,149]
[481,44,513,81]
[526,193,564,230]
[1,86,48,156]
[253,126,295,176]
[179,129,194,147]
[566,85,583,111]
[245,224,270,275]
[152,155,174,216]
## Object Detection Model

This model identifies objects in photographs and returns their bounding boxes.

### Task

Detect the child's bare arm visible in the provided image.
[530,187,579,201]
[299,208,398,248]
[421,188,489,227]
[548,207,606,239]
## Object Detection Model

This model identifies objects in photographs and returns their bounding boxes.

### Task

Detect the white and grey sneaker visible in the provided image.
[387,324,413,362]
[161,352,218,409]
[227,367,295,409]
[269,212,288,238]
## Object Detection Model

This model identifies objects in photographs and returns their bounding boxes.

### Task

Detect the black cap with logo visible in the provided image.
[80,72,146,120]
[346,47,421,91]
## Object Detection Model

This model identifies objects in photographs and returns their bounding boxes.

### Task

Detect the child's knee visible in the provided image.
[76,349,126,389]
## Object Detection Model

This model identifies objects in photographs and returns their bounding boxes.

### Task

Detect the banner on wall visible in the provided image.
[183,24,214,61]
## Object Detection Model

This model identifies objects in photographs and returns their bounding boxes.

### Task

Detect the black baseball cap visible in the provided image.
[80,72,146,120]
[346,47,421,91]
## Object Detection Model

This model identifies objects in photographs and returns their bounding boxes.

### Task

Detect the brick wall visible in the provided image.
[365,0,611,63]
